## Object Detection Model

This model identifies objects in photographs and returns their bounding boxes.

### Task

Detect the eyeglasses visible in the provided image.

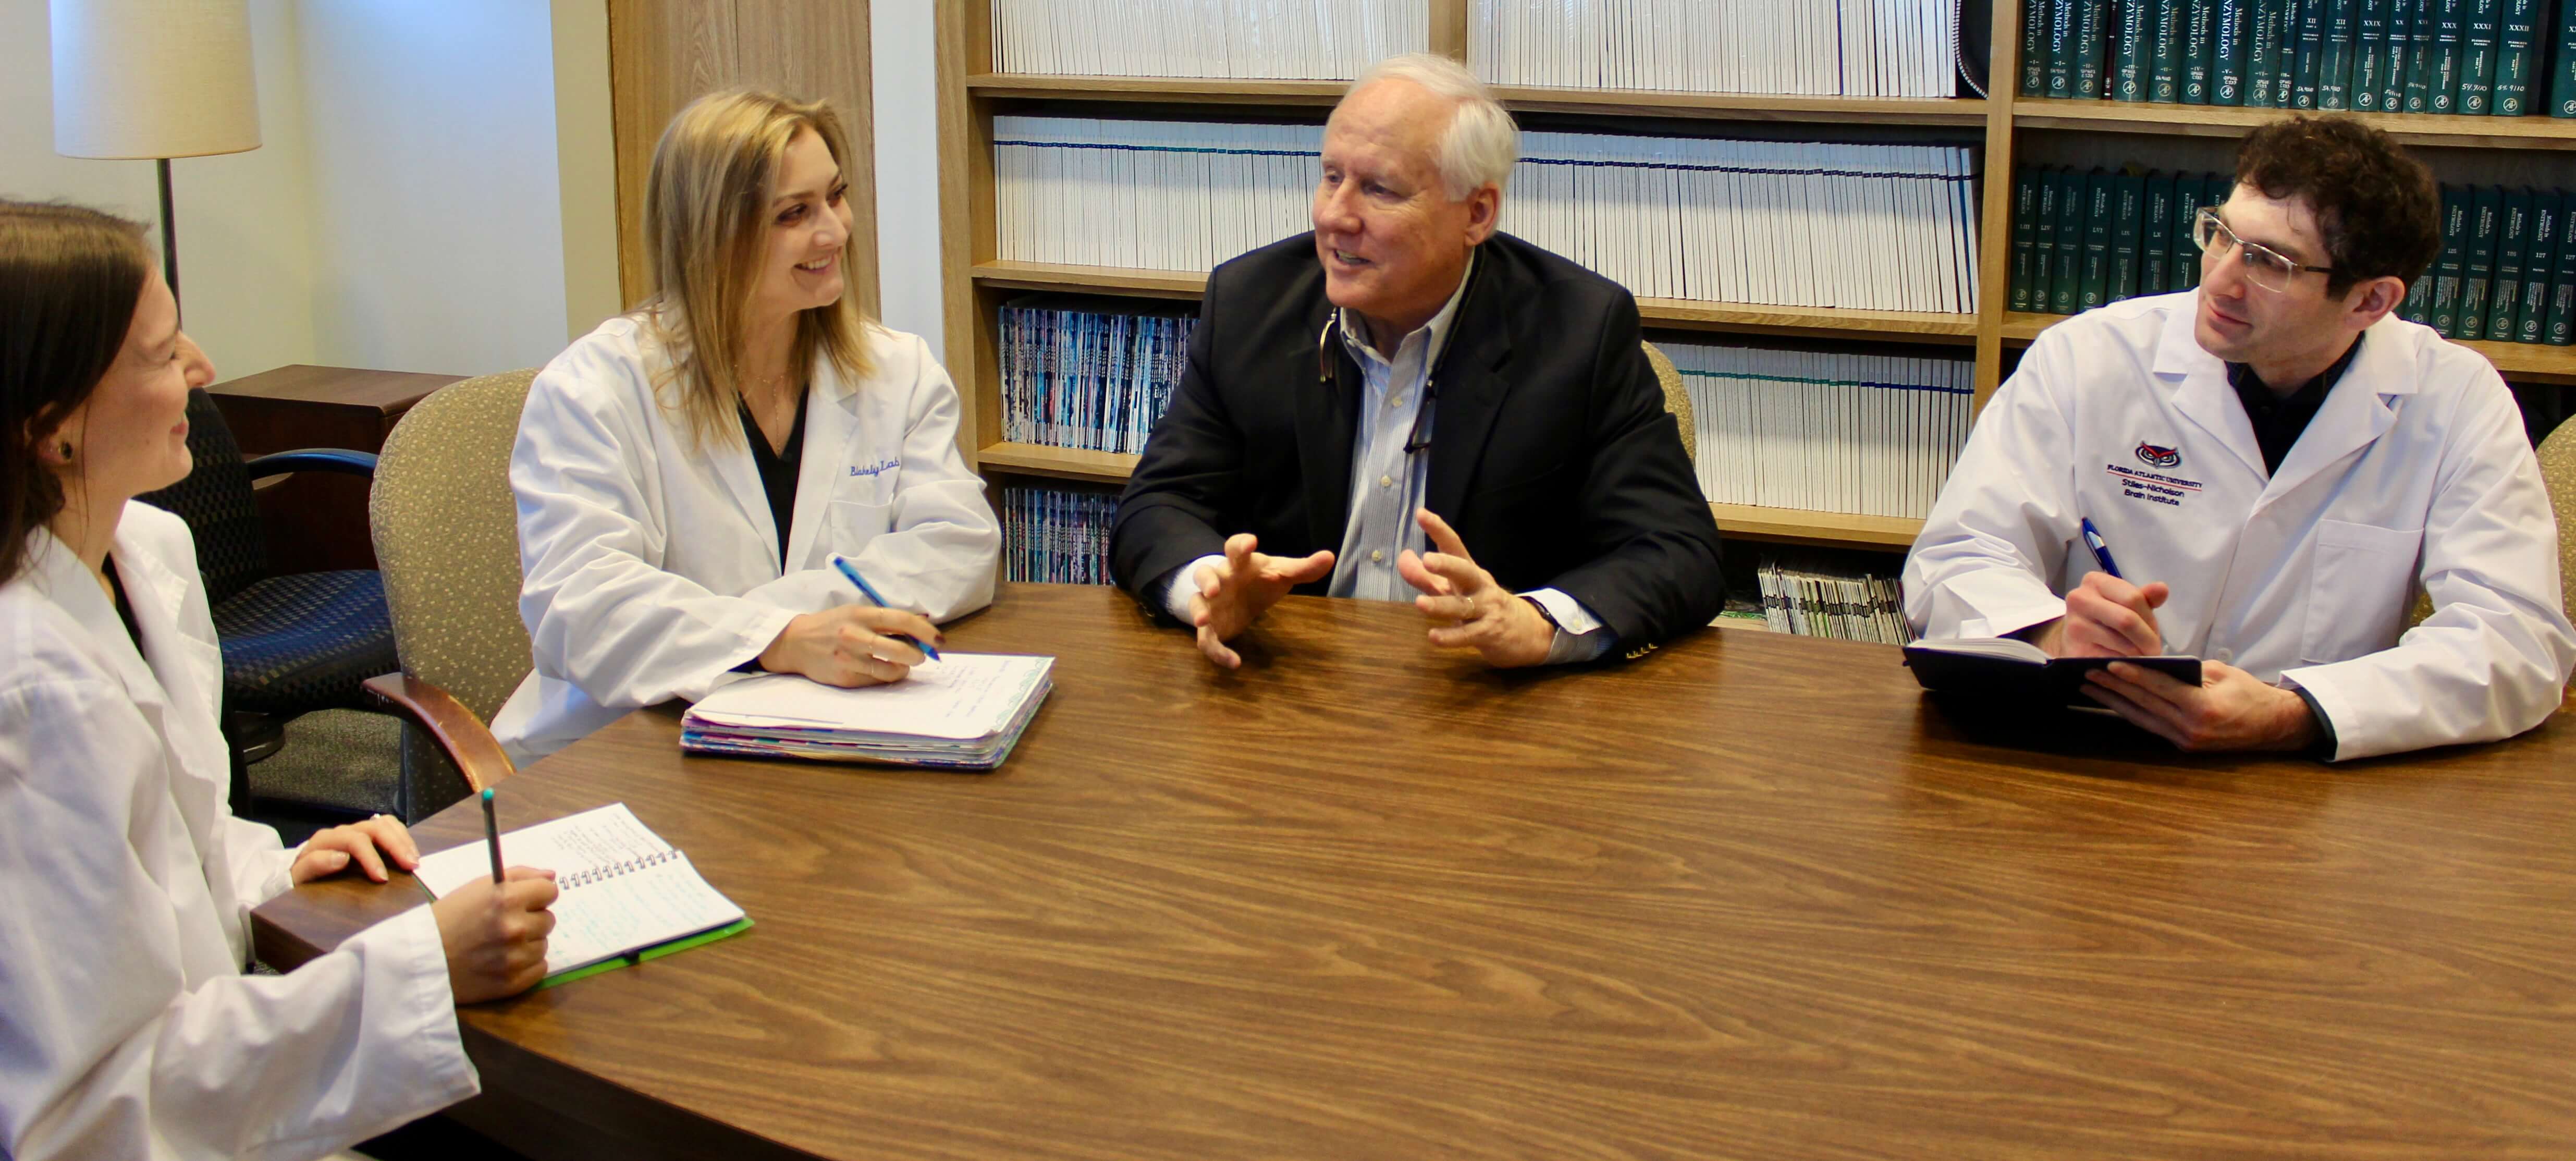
[2192,207,2335,293]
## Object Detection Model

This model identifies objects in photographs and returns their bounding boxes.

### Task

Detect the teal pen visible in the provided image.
[829,555,941,661]
[481,787,502,885]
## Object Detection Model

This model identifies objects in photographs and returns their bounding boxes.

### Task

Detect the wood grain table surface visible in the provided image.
[253,583,2576,1161]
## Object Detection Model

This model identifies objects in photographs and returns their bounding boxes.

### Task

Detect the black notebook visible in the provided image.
[1903,637,2203,704]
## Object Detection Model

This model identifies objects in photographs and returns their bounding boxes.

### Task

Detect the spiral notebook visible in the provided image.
[412,803,750,987]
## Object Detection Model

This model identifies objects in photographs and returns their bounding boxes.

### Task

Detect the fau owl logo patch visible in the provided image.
[2135,442,2183,469]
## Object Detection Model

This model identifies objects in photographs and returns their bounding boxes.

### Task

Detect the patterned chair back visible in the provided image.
[137,388,270,606]
[1641,340,1698,465]
[2540,418,2576,646]
[370,370,538,808]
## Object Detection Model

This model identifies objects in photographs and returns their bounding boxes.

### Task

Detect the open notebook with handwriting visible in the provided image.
[412,803,749,988]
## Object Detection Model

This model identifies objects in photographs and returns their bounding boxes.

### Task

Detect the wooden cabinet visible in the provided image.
[210,364,464,574]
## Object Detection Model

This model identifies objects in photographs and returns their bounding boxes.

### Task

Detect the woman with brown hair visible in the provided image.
[0,201,558,1159]
[498,89,999,764]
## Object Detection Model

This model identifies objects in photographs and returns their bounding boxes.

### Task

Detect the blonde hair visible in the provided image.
[639,88,873,447]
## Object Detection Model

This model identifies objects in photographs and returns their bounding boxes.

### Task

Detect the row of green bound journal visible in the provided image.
[2010,166,2576,348]
[2018,0,2576,117]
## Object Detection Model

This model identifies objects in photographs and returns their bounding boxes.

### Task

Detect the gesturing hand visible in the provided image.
[291,813,421,885]
[1189,533,1335,669]
[2035,571,2171,658]
[757,605,943,687]
[432,865,560,1004]
[1396,509,1556,668]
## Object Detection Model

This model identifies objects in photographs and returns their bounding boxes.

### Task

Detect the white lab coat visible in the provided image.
[1906,292,2575,761]
[0,505,473,1160]
[495,315,1000,764]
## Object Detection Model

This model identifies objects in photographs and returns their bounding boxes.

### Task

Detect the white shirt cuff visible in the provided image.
[1162,554,1230,622]
[1524,588,1616,665]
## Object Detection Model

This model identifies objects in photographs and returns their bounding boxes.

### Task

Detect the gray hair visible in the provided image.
[1340,54,1520,201]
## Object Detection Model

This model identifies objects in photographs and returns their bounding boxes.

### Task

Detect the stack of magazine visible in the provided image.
[681,654,1056,771]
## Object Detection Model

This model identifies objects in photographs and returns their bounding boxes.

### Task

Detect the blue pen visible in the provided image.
[829,555,940,661]
[2079,518,2126,580]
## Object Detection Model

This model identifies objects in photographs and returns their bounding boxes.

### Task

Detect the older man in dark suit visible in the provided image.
[1111,53,1724,670]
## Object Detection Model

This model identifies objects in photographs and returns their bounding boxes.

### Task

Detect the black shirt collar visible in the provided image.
[2224,332,2364,476]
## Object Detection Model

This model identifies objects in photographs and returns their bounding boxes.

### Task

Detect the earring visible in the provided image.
[57,442,73,461]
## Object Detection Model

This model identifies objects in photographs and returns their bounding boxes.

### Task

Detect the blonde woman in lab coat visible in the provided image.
[498,90,999,765]
[0,202,559,1160]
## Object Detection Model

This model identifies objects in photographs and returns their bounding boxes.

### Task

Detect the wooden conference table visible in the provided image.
[254,584,2576,1160]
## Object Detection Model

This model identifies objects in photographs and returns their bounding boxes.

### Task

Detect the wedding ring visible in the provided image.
[1463,595,1478,619]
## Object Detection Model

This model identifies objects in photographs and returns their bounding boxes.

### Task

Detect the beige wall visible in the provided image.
[2,0,621,380]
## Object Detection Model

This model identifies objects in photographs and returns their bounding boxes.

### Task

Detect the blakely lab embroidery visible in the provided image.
[849,459,900,478]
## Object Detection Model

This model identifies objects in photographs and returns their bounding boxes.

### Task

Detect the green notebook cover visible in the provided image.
[2433,185,2470,334]
[2186,0,2219,100]
[2353,0,2389,106]
[2517,192,2561,343]
[2460,0,2502,111]
[2491,0,2542,113]
[2550,195,2576,341]
[2078,0,2114,94]
[2489,188,2534,340]
[2430,0,2466,109]
[2013,169,2043,312]
[2401,260,2436,322]
[2154,0,2190,97]
[2024,0,2055,94]
[536,918,755,991]
[2380,0,2416,108]
[2116,0,2156,97]
[2034,168,2064,312]
[2293,0,2329,103]
[2250,0,2287,101]
[2459,186,2503,339]
[2050,0,2081,95]
[2142,173,2178,292]
[2215,0,2254,100]
[2108,170,2149,301]
[2320,0,2360,105]
[2555,0,2576,115]
[2054,168,2089,312]
[2490,188,2534,339]
[2082,170,2117,309]
[2174,174,2213,292]
[2405,0,2439,107]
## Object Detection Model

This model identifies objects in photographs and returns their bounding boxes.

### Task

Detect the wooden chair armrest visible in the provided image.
[361,673,519,792]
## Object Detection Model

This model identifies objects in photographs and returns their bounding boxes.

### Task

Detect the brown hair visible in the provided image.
[2233,115,2442,295]
[0,201,152,588]
[639,88,874,448]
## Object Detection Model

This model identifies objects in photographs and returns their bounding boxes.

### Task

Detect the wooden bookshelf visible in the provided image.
[973,261,1982,342]
[973,441,1923,547]
[938,0,2575,558]
[2002,311,2576,385]
[2011,97,2576,151]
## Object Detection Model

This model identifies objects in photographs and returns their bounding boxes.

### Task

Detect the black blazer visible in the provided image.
[1111,230,1725,651]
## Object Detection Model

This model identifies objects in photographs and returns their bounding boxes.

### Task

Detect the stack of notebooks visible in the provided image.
[1756,556,1912,643]
[999,297,1197,456]
[1667,339,1975,519]
[414,803,750,988]
[992,116,1982,313]
[1471,0,1972,99]
[2020,0,2576,117]
[681,654,1056,770]
[1002,487,1117,585]
[2010,166,2225,316]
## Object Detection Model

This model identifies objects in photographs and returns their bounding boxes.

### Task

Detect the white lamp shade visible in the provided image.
[52,0,262,160]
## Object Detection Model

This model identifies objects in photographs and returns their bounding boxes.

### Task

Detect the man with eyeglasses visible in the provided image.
[1905,115,2573,760]
[1112,54,1723,670]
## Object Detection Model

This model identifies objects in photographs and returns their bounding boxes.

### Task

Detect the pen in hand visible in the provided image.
[481,787,503,885]
[829,555,941,661]
[2079,518,2125,580]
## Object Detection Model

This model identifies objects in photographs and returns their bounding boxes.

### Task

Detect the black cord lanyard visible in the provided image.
[1312,258,1481,455]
